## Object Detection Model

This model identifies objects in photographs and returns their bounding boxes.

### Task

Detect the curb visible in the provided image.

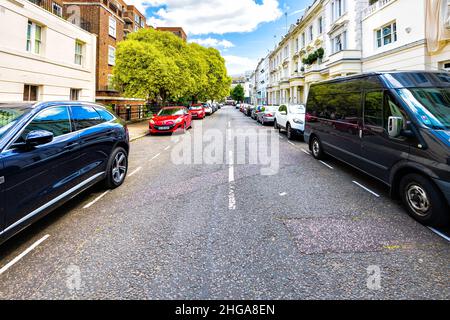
[130,133,148,142]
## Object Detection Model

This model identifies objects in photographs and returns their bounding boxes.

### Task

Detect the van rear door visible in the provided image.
[361,90,412,183]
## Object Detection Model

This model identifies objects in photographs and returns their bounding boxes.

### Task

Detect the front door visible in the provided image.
[361,90,413,183]
[1,106,81,229]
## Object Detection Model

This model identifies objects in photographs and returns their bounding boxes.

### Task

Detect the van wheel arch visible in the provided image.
[391,167,439,199]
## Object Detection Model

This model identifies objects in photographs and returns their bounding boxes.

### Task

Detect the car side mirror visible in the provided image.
[25,130,54,146]
[388,116,403,138]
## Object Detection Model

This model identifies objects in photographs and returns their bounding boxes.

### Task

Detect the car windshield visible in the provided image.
[265,106,279,112]
[0,105,32,140]
[190,106,203,110]
[289,105,305,114]
[158,108,185,116]
[399,87,450,130]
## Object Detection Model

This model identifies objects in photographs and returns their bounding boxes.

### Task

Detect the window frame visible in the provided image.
[74,40,83,65]
[108,46,116,66]
[375,21,397,48]
[109,16,117,38]
[52,3,62,17]
[23,84,39,101]
[69,105,105,132]
[26,21,43,55]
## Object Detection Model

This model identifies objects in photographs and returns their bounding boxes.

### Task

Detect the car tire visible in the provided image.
[399,174,450,227]
[310,136,325,160]
[104,147,128,189]
[261,118,265,126]
[274,120,279,131]
[286,123,295,140]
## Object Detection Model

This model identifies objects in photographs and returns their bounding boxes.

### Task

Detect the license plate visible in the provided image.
[158,126,170,130]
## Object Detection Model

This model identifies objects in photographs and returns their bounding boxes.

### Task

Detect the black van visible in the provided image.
[304,71,450,227]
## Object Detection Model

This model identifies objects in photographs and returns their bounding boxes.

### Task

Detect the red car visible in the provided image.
[189,104,206,119]
[149,106,192,134]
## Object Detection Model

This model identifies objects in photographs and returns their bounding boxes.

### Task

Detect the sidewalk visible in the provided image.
[127,120,149,141]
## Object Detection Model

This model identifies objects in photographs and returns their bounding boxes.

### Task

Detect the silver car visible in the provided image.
[256,106,280,125]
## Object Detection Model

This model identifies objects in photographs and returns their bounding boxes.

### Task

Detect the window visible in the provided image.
[295,38,299,52]
[70,89,81,101]
[94,107,115,121]
[332,31,346,53]
[52,3,62,17]
[108,46,116,65]
[135,14,140,24]
[70,106,103,130]
[75,41,83,65]
[26,21,42,54]
[134,25,139,32]
[332,0,345,21]
[318,17,323,34]
[444,62,450,71]
[23,85,39,101]
[376,22,397,48]
[109,16,117,38]
[364,91,383,127]
[309,25,314,41]
[20,107,71,141]
[301,33,306,48]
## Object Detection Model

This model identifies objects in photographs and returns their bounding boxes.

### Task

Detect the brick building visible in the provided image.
[156,27,187,41]
[63,0,147,121]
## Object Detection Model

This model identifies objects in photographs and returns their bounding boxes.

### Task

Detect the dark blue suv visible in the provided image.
[0,102,130,245]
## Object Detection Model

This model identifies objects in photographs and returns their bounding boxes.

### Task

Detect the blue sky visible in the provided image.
[128,0,313,75]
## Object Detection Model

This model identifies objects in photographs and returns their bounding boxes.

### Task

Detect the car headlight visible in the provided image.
[175,118,183,124]
[293,118,304,124]
[150,119,155,124]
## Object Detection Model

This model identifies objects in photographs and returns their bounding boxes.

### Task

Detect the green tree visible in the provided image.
[113,28,231,105]
[231,84,245,102]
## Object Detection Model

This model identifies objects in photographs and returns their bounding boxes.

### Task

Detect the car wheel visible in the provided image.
[310,136,325,160]
[104,147,128,189]
[286,123,295,140]
[261,118,265,126]
[399,174,450,227]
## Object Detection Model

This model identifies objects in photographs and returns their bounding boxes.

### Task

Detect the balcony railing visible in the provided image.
[362,0,395,18]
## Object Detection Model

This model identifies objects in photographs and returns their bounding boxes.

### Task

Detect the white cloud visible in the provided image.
[189,37,234,48]
[223,55,257,76]
[130,0,282,35]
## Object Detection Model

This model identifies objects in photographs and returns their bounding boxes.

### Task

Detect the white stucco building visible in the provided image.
[264,0,450,105]
[0,0,97,102]
[362,0,450,72]
[255,54,270,105]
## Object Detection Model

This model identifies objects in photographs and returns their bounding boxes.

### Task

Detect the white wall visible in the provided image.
[0,0,97,102]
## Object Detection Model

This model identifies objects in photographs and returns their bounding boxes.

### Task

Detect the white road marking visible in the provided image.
[164,146,170,151]
[301,148,311,155]
[228,121,231,128]
[352,181,380,198]
[288,141,296,146]
[228,150,236,210]
[279,192,287,197]
[150,153,161,161]
[428,227,450,242]
[0,235,50,276]
[319,160,334,170]
[83,191,110,209]
[127,167,142,177]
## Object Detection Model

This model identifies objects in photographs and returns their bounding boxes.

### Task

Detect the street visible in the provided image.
[0,105,448,300]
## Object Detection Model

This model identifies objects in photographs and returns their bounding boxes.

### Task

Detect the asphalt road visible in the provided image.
[0,106,448,299]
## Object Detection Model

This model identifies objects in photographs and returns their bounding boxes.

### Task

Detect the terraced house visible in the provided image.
[266,0,450,105]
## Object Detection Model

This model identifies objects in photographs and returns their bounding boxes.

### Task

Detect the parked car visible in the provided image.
[251,105,264,120]
[239,103,246,113]
[305,71,450,227]
[257,105,280,125]
[274,104,306,140]
[244,104,254,117]
[150,106,192,134]
[189,104,205,119]
[203,103,213,115]
[0,101,129,245]
[218,103,223,109]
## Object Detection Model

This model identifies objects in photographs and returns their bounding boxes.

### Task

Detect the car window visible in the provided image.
[94,107,115,122]
[71,106,104,131]
[17,106,71,143]
[364,91,383,127]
